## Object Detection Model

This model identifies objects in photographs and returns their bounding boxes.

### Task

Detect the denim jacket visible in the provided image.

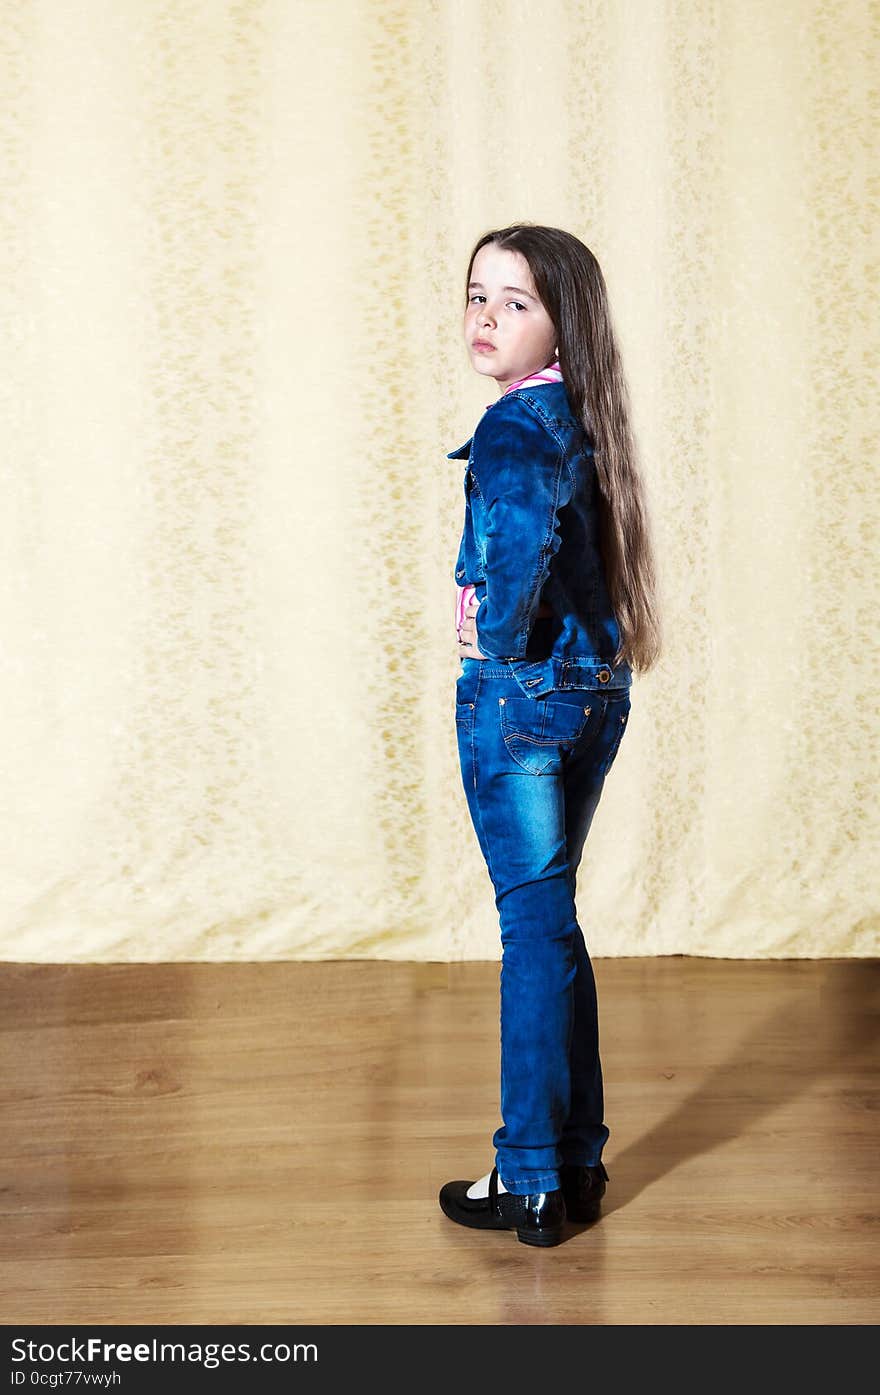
[449,380,632,697]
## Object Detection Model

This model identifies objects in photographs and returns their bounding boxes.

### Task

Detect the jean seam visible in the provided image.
[502,1174,558,1183]
[499,1174,560,1191]
[469,664,496,889]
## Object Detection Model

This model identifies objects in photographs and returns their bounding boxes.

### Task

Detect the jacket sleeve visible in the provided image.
[471,397,570,661]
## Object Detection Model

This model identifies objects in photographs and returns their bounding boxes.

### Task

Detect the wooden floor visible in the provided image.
[0,957,877,1325]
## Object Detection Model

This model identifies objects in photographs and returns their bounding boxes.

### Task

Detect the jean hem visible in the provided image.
[498,1173,561,1196]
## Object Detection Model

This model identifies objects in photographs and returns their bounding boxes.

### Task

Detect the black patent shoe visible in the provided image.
[438,1165,566,1247]
[559,1160,609,1222]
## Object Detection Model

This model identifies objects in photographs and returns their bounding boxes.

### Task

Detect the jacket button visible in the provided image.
[598,669,611,683]
[456,568,465,578]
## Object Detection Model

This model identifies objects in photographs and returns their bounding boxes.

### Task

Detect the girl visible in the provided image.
[439,224,662,1247]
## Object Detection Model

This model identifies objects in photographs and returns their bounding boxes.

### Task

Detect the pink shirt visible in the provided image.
[455,361,564,643]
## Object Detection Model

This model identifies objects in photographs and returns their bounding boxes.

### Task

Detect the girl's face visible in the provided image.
[464,243,557,392]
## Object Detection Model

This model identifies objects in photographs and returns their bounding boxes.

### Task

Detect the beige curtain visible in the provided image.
[1,0,876,961]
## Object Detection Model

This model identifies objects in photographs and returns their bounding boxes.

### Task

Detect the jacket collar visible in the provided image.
[446,368,569,460]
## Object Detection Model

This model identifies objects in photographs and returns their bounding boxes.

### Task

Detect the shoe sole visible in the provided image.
[517,1226,564,1247]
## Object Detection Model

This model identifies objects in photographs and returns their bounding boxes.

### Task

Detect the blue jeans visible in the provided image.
[455,657,631,1196]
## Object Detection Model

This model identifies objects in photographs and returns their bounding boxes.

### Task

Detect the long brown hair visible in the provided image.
[465,223,662,674]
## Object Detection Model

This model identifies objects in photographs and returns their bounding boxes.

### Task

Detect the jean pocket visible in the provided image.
[455,696,476,729]
[455,666,477,730]
[498,693,594,775]
[596,692,631,776]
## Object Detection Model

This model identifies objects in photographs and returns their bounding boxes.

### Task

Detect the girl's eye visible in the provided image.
[467,294,527,311]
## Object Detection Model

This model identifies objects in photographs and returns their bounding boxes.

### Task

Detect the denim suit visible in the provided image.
[449,381,632,1195]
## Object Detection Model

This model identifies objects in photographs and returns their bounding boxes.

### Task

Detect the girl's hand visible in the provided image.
[457,595,487,659]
